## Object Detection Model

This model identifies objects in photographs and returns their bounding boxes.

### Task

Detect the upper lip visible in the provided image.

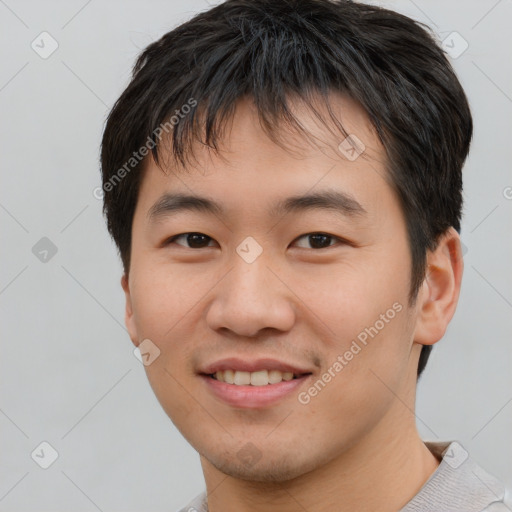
[199,357,313,375]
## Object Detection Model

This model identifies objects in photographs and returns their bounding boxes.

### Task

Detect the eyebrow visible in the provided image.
[147,190,367,225]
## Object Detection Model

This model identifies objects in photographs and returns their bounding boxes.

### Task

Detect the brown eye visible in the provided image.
[166,232,215,248]
[293,233,342,249]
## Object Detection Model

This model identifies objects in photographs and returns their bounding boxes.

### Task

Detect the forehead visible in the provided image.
[135,93,395,226]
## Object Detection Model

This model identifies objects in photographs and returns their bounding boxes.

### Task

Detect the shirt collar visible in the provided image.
[399,440,507,512]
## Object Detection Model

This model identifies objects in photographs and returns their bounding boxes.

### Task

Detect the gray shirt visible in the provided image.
[177,441,511,512]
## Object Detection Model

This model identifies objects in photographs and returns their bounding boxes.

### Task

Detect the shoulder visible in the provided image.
[175,490,208,512]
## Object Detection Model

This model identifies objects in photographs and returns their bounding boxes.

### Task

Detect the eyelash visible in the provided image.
[163,232,349,250]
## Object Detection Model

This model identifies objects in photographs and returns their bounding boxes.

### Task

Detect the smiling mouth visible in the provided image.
[206,369,312,386]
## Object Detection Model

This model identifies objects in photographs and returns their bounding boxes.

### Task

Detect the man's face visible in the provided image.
[123,94,423,482]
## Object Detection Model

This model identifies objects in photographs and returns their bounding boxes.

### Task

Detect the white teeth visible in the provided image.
[234,371,251,385]
[212,369,298,385]
[268,370,283,384]
[250,370,268,386]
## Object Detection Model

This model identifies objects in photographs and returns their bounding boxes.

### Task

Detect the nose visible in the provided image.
[205,255,296,338]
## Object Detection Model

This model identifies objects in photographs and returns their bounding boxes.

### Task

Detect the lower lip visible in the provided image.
[200,374,311,409]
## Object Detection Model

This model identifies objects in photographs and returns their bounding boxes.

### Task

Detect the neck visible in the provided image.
[201,408,440,512]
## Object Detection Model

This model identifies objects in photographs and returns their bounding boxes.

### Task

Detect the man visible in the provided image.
[100,0,510,510]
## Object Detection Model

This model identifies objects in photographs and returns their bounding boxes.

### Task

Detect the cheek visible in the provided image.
[129,266,206,386]
[295,256,408,339]
[130,265,200,341]
[296,259,413,403]
[300,310,412,443]
[130,268,197,425]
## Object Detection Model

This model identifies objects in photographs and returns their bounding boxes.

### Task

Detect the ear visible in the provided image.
[121,274,139,348]
[413,227,464,346]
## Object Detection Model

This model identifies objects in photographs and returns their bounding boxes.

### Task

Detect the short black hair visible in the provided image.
[100,0,473,379]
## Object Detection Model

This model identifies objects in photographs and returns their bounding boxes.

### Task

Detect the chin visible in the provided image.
[204,448,323,483]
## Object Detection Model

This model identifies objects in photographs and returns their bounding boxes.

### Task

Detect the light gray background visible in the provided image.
[1,0,511,511]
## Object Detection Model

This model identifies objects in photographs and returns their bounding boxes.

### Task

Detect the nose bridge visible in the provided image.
[227,233,275,302]
[205,246,295,336]
[228,244,278,314]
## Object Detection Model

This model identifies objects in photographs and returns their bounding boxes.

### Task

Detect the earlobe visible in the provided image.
[413,227,464,346]
[121,274,139,347]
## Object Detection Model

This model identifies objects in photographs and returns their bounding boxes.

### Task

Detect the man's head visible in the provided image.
[100,0,471,483]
